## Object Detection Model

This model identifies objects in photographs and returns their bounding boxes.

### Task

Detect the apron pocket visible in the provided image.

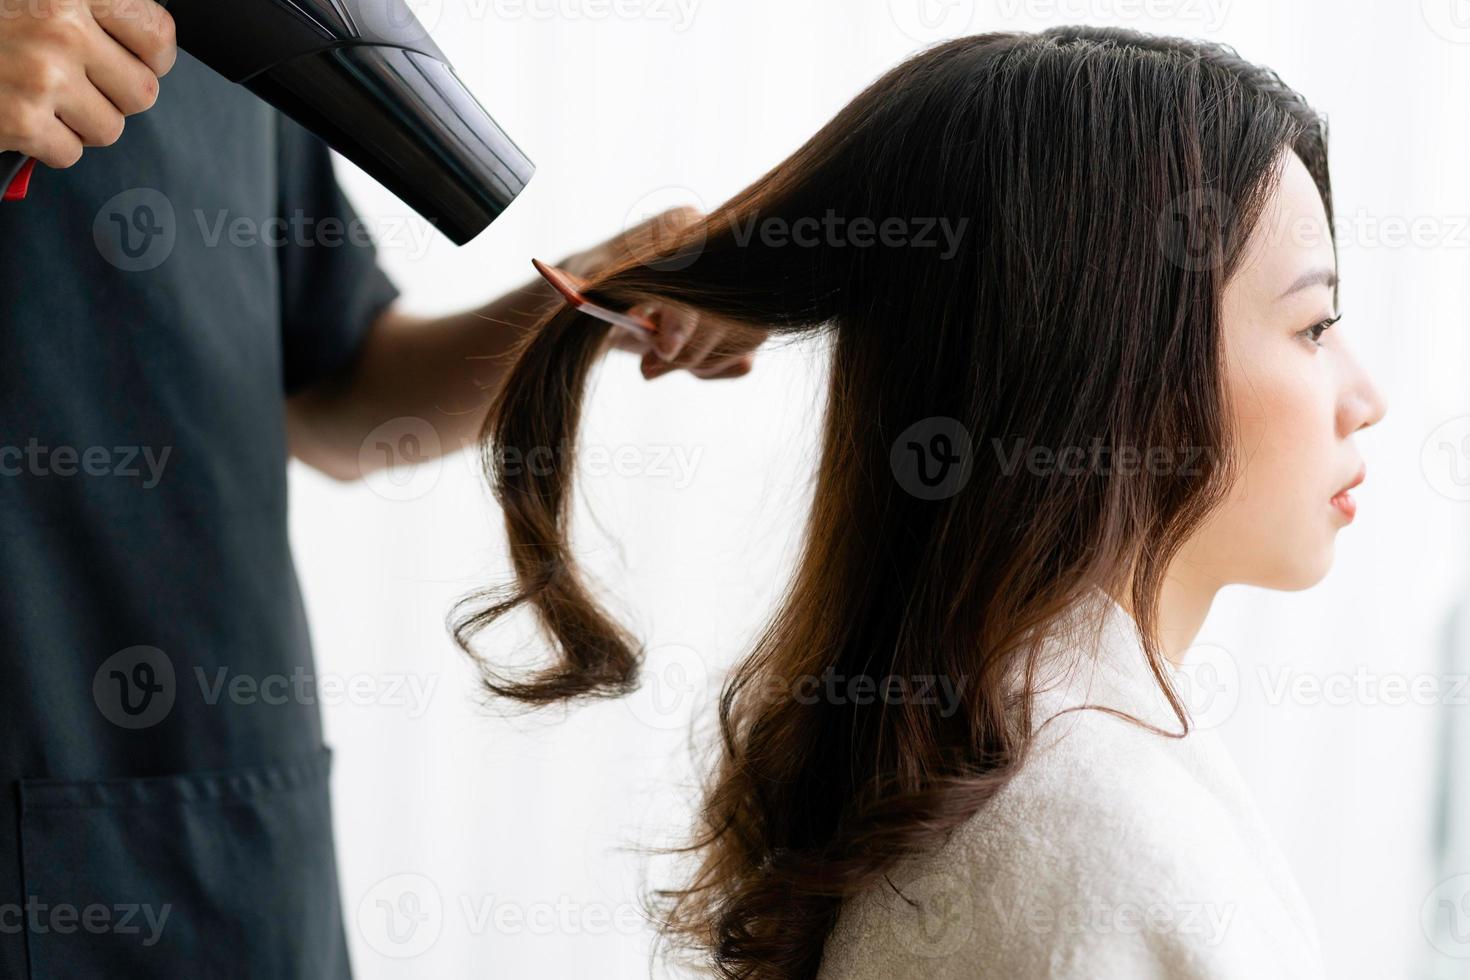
[17,745,350,980]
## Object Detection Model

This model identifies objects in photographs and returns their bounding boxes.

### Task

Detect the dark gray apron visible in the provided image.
[0,49,399,979]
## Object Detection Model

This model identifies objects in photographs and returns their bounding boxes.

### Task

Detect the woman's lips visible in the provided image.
[1331,464,1364,522]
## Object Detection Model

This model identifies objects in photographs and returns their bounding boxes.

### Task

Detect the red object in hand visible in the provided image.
[532,258,657,335]
[3,158,36,201]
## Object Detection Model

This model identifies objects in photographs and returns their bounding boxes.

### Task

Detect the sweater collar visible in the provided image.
[1031,587,1187,733]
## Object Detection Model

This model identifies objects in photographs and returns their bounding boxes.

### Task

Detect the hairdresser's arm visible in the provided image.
[286,208,762,480]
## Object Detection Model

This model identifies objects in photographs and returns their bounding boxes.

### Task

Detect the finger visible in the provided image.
[676,323,726,373]
[606,326,653,355]
[613,304,661,353]
[55,76,124,146]
[640,350,677,380]
[14,109,84,168]
[691,350,756,378]
[83,18,160,115]
[91,0,177,77]
[694,355,755,380]
[642,347,754,382]
[647,305,696,362]
[649,318,768,377]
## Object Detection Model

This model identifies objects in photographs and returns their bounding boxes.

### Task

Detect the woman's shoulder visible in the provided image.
[818,708,1320,980]
[954,703,1242,907]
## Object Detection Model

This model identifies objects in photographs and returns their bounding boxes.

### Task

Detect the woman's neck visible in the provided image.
[1107,569,1217,666]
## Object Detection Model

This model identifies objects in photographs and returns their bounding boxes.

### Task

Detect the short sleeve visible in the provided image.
[274,113,402,395]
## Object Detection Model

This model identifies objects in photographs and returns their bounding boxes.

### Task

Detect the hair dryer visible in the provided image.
[0,0,533,245]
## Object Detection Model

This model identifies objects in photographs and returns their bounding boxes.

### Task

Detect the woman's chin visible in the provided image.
[1246,544,1335,593]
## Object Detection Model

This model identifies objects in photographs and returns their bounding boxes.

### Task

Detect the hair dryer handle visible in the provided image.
[1,151,36,201]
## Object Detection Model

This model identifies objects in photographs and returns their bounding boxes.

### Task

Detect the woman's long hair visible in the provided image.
[453,26,1333,979]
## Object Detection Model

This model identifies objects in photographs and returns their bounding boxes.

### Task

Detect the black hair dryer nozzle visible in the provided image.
[1,0,533,246]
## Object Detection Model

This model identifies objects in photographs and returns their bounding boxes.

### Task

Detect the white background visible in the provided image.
[292,0,1470,976]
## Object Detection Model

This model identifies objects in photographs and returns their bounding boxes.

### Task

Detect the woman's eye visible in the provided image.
[1300,314,1342,349]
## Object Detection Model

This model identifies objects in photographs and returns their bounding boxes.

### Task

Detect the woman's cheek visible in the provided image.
[1248,369,1339,587]
[1213,360,1331,588]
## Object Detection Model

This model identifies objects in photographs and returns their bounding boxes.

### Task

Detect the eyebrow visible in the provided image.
[1278,267,1338,299]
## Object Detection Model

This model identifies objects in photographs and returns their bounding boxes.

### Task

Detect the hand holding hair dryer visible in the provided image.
[0,0,533,246]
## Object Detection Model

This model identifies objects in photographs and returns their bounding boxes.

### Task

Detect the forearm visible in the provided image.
[286,274,561,479]
[287,207,763,480]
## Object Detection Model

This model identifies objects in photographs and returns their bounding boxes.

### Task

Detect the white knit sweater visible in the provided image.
[817,590,1325,979]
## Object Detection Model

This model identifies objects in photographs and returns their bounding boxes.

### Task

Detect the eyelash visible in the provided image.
[1300,314,1342,349]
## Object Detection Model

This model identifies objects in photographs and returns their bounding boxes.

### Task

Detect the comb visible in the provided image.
[531,258,657,335]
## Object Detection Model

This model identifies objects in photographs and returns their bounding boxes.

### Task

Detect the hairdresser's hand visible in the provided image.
[0,0,176,168]
[560,206,769,381]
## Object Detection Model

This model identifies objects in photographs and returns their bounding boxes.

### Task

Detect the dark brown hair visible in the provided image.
[454,26,1332,979]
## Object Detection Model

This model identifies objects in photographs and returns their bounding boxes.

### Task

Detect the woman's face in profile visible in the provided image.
[1181,151,1388,592]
